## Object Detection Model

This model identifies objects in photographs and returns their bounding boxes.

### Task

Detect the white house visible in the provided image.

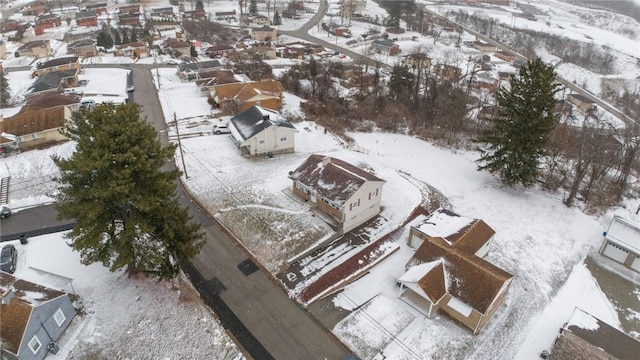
[228,105,297,156]
[289,155,385,233]
[600,215,640,272]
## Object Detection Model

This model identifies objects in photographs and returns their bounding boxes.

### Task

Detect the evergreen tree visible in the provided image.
[122,28,130,44]
[190,45,198,57]
[53,103,205,280]
[477,57,562,187]
[195,0,204,12]
[249,0,258,15]
[113,30,122,45]
[388,64,414,101]
[96,30,114,49]
[273,10,281,26]
[130,28,138,43]
[0,71,11,107]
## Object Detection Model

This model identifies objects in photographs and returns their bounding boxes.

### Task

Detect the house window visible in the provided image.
[259,140,265,145]
[28,336,42,354]
[350,199,360,210]
[54,308,66,326]
[31,133,38,140]
[17,135,24,142]
[280,136,287,141]
[368,188,379,199]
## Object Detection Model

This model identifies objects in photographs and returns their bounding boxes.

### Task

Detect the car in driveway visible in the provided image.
[213,124,231,135]
[0,244,17,274]
[0,205,11,219]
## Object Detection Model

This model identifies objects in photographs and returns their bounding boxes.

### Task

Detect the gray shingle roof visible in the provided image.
[230,105,295,141]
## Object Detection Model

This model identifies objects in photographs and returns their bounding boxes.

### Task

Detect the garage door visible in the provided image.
[602,242,629,263]
[631,255,640,273]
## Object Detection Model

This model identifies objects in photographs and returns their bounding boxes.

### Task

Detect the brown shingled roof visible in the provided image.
[407,226,512,313]
[290,154,385,205]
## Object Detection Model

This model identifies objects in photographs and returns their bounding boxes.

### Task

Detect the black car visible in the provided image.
[0,244,17,274]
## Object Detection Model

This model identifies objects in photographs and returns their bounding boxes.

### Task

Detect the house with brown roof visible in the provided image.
[1,273,77,360]
[494,50,516,62]
[228,105,298,156]
[250,26,278,41]
[289,155,386,232]
[0,92,79,150]
[34,13,61,35]
[548,307,640,360]
[163,38,190,56]
[472,41,497,52]
[16,40,51,58]
[398,208,512,334]
[215,10,236,20]
[118,13,141,26]
[210,79,285,113]
[85,2,107,16]
[115,42,149,58]
[204,44,236,58]
[118,4,140,15]
[33,56,80,78]
[67,39,97,57]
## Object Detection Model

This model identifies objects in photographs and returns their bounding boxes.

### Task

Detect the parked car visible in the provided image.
[127,85,135,92]
[0,205,10,219]
[213,124,230,135]
[0,244,17,274]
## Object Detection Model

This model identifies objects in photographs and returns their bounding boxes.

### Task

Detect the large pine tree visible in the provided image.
[477,57,562,187]
[53,103,205,280]
[249,0,258,15]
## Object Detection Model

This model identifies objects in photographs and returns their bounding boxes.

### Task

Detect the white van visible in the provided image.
[213,124,230,135]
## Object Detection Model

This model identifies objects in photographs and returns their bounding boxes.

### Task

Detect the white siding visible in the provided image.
[602,242,629,263]
[342,181,384,232]
[631,255,640,272]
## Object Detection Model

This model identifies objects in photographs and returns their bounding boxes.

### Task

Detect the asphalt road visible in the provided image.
[130,67,352,359]
[0,204,75,242]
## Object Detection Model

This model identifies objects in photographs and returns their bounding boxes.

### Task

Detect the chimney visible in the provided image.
[2,290,15,305]
[322,156,331,166]
[263,114,269,121]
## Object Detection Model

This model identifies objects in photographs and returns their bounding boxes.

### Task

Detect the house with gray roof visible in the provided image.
[28,69,78,97]
[289,155,385,232]
[548,307,640,360]
[1,273,77,360]
[177,60,223,81]
[228,105,297,156]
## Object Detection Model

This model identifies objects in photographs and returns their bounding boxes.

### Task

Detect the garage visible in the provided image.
[602,241,630,263]
[631,255,640,273]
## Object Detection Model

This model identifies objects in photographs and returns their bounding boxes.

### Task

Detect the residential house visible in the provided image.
[75,10,98,27]
[1,273,77,360]
[0,92,79,150]
[28,70,79,97]
[498,71,512,81]
[66,39,97,57]
[471,41,497,52]
[204,44,236,58]
[247,15,271,26]
[163,38,191,56]
[599,215,640,272]
[15,40,51,58]
[183,9,207,21]
[228,106,298,156]
[250,26,278,42]
[118,13,141,26]
[115,42,149,58]
[494,50,516,62]
[402,53,432,70]
[567,93,596,113]
[20,0,48,16]
[433,64,462,81]
[371,39,400,56]
[150,7,175,17]
[398,209,512,334]
[210,79,285,113]
[1,19,21,32]
[177,60,223,81]
[512,58,526,69]
[548,307,640,360]
[118,4,141,15]
[289,155,386,232]
[248,45,277,60]
[215,10,236,21]
[470,72,498,91]
[33,56,80,78]
[85,2,108,16]
[194,69,238,94]
[34,14,61,35]
[282,9,300,19]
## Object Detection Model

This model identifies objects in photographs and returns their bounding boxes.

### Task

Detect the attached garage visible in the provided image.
[600,215,640,273]
[602,241,630,263]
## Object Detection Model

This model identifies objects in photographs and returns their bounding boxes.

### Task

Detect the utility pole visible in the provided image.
[174,113,189,179]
